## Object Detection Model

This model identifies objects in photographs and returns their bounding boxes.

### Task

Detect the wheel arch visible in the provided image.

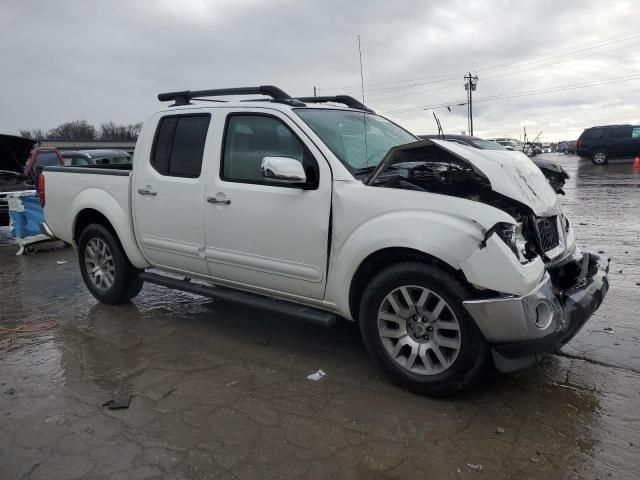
[74,208,115,244]
[348,247,470,323]
[72,205,148,269]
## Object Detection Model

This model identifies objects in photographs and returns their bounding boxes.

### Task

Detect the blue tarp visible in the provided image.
[9,193,44,239]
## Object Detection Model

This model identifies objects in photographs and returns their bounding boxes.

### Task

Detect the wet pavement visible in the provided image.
[1,154,639,479]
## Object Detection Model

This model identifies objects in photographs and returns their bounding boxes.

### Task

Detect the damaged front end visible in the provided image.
[464,250,609,372]
[364,139,570,268]
[364,139,610,371]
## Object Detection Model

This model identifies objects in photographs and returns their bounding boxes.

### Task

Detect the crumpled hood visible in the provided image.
[430,139,560,216]
[367,139,560,217]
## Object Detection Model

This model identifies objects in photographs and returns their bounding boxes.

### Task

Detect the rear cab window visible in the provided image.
[151,114,211,178]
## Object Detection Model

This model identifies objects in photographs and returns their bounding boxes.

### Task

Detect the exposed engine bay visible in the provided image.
[362,141,569,263]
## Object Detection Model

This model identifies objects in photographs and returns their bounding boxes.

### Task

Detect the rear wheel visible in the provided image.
[592,150,608,165]
[78,223,143,304]
[359,262,491,396]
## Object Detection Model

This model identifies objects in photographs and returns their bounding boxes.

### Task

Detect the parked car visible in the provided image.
[61,151,95,166]
[566,140,577,155]
[41,86,609,396]
[577,124,640,164]
[486,137,522,150]
[23,147,64,179]
[0,134,37,226]
[421,134,569,193]
[556,141,568,154]
[74,149,132,165]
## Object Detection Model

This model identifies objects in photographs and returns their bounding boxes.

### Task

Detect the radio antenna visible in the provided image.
[358,35,369,166]
[358,35,365,104]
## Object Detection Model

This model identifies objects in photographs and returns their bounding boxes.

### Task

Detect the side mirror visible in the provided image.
[261,157,306,184]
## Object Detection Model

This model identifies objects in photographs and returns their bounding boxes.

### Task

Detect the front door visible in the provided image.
[133,113,212,276]
[204,111,331,300]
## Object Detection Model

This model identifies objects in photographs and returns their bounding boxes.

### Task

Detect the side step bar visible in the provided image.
[140,272,337,327]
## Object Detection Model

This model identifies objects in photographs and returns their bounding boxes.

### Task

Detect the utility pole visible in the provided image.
[464,72,478,136]
[313,86,317,97]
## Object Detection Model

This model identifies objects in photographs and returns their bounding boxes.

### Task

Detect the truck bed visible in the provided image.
[42,165,133,246]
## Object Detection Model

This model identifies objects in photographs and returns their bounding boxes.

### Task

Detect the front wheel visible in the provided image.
[592,150,608,165]
[359,262,491,396]
[78,223,143,304]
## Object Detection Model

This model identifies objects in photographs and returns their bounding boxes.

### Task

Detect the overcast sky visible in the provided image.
[1,0,638,141]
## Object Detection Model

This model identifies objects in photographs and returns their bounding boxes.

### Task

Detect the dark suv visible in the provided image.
[577,125,640,164]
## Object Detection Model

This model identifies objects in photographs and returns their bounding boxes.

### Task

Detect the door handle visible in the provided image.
[138,188,157,196]
[207,196,231,205]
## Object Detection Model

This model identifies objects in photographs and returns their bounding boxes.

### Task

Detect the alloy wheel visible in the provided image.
[377,285,461,375]
[84,237,115,291]
[593,152,607,164]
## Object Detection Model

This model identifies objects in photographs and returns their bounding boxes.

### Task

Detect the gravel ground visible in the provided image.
[1,154,639,479]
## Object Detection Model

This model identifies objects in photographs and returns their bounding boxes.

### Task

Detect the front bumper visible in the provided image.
[463,250,609,371]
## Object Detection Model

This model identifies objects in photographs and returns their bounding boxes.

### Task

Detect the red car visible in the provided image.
[23,147,64,178]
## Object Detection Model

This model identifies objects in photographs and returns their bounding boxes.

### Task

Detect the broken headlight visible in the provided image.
[495,223,530,263]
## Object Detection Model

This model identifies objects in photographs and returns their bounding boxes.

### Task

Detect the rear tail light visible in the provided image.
[576,137,583,149]
[38,174,45,207]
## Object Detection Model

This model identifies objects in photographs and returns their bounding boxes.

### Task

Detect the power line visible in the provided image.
[319,28,640,95]
[369,38,640,104]
[366,34,640,99]
[384,74,640,114]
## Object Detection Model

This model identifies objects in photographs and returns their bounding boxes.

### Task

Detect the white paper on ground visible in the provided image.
[306,369,326,381]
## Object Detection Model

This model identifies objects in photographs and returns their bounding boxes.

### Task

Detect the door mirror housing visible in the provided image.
[261,157,307,184]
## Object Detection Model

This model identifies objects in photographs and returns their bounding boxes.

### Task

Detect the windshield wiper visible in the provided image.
[354,164,406,175]
[353,166,378,175]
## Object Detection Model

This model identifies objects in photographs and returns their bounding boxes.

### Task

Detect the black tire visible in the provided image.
[592,149,608,165]
[359,262,491,397]
[78,223,143,304]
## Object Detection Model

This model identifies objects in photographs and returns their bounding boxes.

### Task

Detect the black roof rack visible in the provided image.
[157,86,374,111]
[158,85,302,106]
[295,95,374,113]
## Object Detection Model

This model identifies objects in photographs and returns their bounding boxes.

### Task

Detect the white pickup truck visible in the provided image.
[41,86,609,396]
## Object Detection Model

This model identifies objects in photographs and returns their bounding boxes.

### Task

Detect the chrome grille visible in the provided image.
[538,216,560,251]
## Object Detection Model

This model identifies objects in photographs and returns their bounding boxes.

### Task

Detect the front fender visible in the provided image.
[327,210,498,318]
[69,188,148,269]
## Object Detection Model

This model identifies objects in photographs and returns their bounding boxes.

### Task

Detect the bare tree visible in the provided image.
[19,129,45,139]
[19,120,142,141]
[100,122,142,140]
[126,123,142,140]
[48,120,97,140]
[99,121,123,140]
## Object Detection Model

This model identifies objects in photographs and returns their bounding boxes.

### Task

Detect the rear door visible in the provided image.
[608,126,634,157]
[133,112,212,276]
[203,109,332,300]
